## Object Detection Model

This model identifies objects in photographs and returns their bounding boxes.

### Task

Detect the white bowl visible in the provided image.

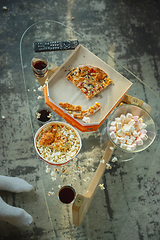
[34,121,82,165]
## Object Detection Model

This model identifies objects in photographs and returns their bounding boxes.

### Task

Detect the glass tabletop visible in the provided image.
[20,20,160,239]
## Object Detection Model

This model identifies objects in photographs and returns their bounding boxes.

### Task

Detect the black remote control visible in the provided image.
[33,40,79,52]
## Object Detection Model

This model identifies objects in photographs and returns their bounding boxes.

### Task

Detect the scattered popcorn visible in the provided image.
[72,177,77,181]
[51,177,57,181]
[47,113,52,118]
[90,168,95,172]
[46,165,51,173]
[100,159,105,163]
[58,185,62,189]
[37,96,43,99]
[38,86,45,91]
[2,116,5,119]
[48,191,55,196]
[109,113,148,151]
[3,6,7,10]
[106,163,112,169]
[83,177,90,182]
[110,146,114,151]
[88,158,93,162]
[99,183,105,190]
[111,157,117,162]
[36,112,41,119]
[28,89,30,91]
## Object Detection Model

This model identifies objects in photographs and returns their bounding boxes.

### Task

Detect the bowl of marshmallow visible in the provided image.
[107,104,156,153]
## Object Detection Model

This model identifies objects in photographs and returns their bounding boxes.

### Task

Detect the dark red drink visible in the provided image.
[31,56,48,78]
[33,61,47,70]
[58,186,76,204]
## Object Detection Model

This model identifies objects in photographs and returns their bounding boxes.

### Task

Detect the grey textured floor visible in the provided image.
[0,0,160,239]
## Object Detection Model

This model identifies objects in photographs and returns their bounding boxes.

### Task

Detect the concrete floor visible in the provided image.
[0,0,160,239]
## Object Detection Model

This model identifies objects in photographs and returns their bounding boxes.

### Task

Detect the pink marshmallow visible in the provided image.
[109,126,117,132]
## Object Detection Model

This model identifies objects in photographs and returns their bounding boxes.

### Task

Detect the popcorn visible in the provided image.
[48,191,55,196]
[99,184,105,190]
[110,146,114,151]
[100,159,105,163]
[111,157,117,162]
[109,113,148,151]
[37,96,43,99]
[106,163,112,169]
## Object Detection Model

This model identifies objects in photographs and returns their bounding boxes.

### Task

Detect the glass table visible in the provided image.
[20,20,160,239]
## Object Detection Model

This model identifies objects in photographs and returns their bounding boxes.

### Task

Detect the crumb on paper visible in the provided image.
[2,116,5,119]
[37,96,43,99]
[35,79,38,82]
[111,157,118,162]
[99,183,105,190]
[106,163,112,170]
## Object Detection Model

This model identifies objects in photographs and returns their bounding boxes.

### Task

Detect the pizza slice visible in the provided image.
[66,65,113,99]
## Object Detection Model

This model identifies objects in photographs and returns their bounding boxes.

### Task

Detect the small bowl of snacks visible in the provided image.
[34,121,82,166]
[107,104,156,153]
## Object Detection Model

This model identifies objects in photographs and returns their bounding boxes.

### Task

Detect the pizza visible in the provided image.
[59,102,82,111]
[59,102,101,119]
[66,65,113,99]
